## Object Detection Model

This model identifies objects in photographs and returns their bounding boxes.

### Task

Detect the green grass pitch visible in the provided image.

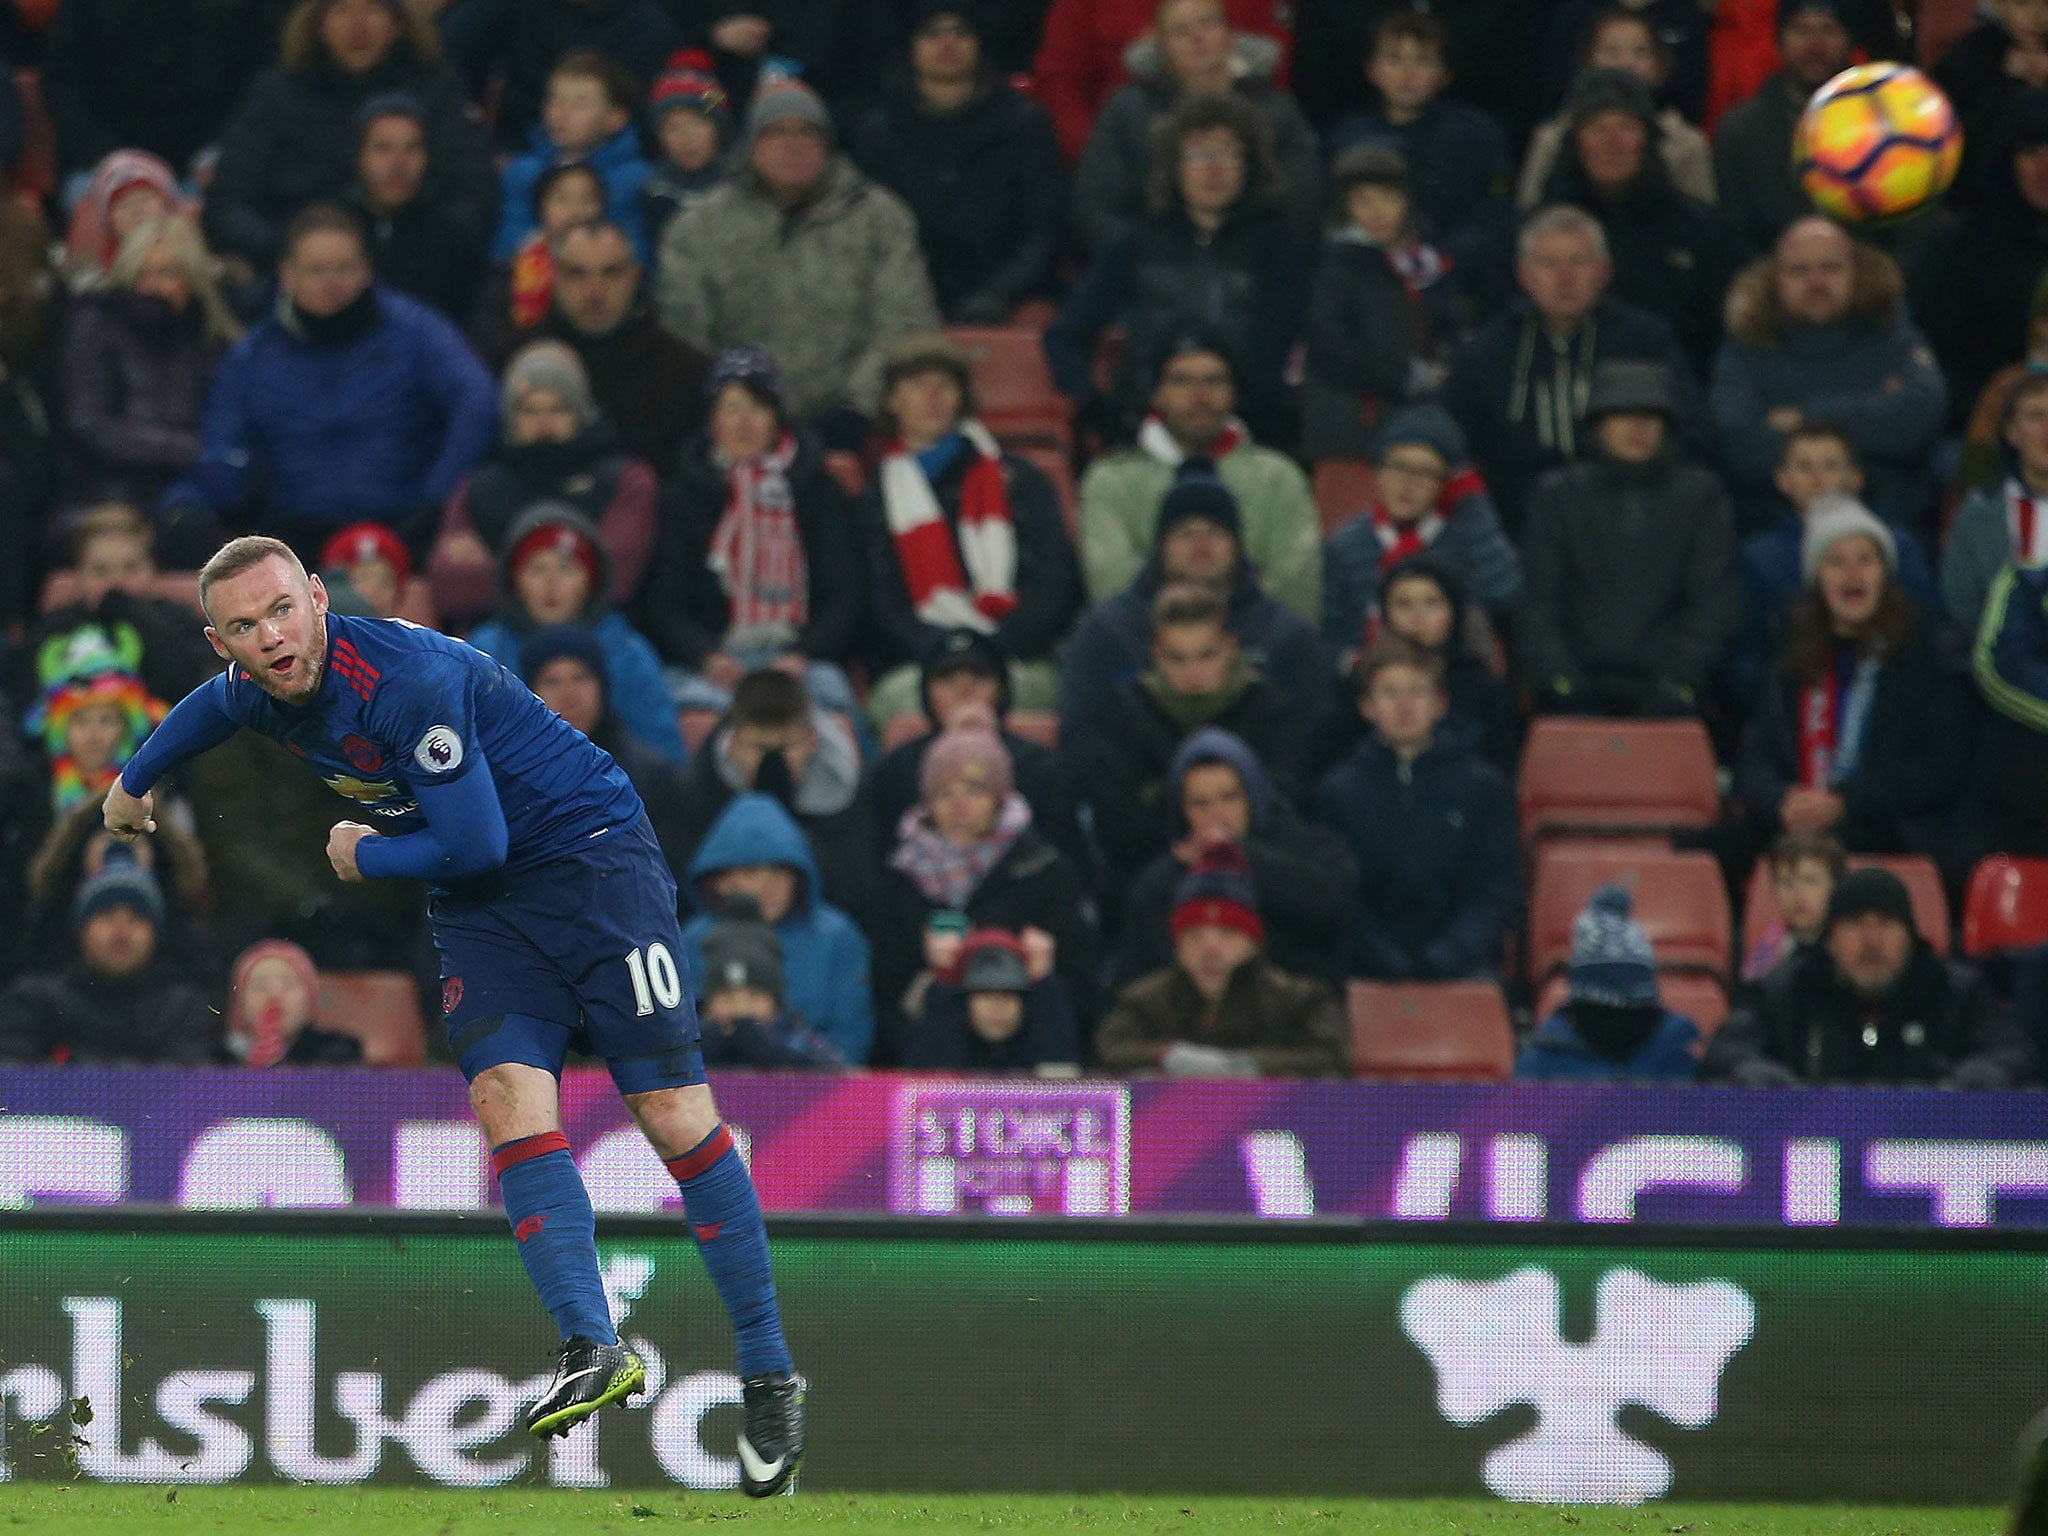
[0,1489,2009,1535]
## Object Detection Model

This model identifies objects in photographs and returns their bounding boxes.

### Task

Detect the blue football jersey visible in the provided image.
[209,612,642,871]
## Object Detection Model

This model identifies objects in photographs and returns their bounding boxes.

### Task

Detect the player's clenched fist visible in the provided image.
[327,821,377,882]
[102,781,156,842]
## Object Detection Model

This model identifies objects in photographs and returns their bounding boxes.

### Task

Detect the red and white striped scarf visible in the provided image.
[1137,412,1247,467]
[1372,502,1446,574]
[708,431,807,631]
[880,420,1016,633]
[2008,479,2048,564]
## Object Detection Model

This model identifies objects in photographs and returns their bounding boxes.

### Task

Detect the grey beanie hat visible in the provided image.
[501,340,596,438]
[1567,884,1660,1009]
[746,73,831,146]
[1801,495,1898,585]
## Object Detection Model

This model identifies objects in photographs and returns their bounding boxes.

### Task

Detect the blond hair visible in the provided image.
[106,215,242,344]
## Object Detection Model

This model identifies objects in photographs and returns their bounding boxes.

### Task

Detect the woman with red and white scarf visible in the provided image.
[861,334,1081,729]
[1735,497,1970,859]
[638,346,866,726]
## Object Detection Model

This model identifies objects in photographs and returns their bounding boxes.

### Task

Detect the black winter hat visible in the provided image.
[1566,67,1658,131]
[701,894,787,1008]
[920,629,1010,721]
[1149,319,1240,388]
[1154,461,1243,545]
[1585,359,1677,420]
[1825,867,1916,935]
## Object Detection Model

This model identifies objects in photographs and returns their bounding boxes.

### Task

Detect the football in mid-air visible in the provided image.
[1793,62,1961,223]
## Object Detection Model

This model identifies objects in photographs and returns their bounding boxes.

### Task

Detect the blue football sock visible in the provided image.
[666,1126,792,1378]
[493,1132,617,1345]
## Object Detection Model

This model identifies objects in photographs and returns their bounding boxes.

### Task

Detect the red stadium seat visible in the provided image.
[1348,980,1514,1080]
[317,971,427,1066]
[1517,717,1721,843]
[1962,855,2048,957]
[947,325,1072,451]
[1535,971,1729,1037]
[1743,854,1952,961]
[1528,843,1731,985]
[1311,458,1375,536]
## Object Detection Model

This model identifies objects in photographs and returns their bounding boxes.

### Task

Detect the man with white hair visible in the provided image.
[1440,204,1699,535]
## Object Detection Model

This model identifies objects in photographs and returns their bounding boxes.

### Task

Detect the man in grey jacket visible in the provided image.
[1946,372,2048,639]
[656,75,940,445]
[1519,360,1737,717]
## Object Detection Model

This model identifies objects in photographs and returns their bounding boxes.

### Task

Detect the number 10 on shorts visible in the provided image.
[625,943,683,1016]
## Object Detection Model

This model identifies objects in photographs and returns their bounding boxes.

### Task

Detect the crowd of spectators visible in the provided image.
[0,0,2045,1090]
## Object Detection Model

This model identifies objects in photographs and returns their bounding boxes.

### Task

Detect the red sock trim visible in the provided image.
[664,1125,733,1185]
[490,1130,570,1179]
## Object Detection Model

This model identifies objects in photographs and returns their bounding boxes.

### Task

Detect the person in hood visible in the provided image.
[221,938,363,1066]
[1075,323,1320,624]
[681,793,874,1064]
[1315,637,1517,982]
[494,50,653,265]
[1326,10,1511,285]
[1517,884,1701,1081]
[203,0,497,271]
[1060,462,1328,738]
[1072,0,1318,256]
[158,204,498,568]
[1097,841,1346,1077]
[1084,580,1304,905]
[641,345,864,723]
[523,625,690,868]
[344,91,489,322]
[1520,8,1715,214]
[1537,66,1738,377]
[869,628,1086,872]
[466,504,682,764]
[656,73,941,444]
[1116,724,1354,987]
[676,667,875,918]
[904,924,1081,1073]
[1736,496,1969,858]
[1519,359,1737,718]
[1440,203,1702,538]
[1925,89,2048,434]
[874,724,1099,1053]
[433,339,655,623]
[59,214,239,508]
[1320,404,1519,658]
[1710,216,1948,532]
[853,5,1064,324]
[1046,91,1307,447]
[1706,867,2033,1086]
[0,850,218,1064]
[692,891,852,1071]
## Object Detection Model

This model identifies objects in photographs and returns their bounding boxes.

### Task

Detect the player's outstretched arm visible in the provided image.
[105,675,242,840]
[351,747,510,884]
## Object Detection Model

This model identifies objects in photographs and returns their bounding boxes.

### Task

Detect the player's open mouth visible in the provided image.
[269,656,298,676]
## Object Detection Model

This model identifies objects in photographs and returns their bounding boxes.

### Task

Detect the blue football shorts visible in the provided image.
[430,814,706,1095]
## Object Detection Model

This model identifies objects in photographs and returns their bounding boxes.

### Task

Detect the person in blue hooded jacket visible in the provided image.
[1314,635,1517,981]
[1517,883,1701,1081]
[492,50,653,263]
[680,791,875,1065]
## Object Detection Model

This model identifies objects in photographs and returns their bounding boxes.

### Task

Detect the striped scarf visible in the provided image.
[890,792,1031,910]
[708,431,807,632]
[880,420,1016,634]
